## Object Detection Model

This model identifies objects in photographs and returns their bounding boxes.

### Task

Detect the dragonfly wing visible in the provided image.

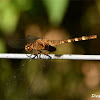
[27,35,39,43]
[8,39,27,49]
[6,60,30,96]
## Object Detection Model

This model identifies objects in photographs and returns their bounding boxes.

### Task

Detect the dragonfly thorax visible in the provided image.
[25,43,33,52]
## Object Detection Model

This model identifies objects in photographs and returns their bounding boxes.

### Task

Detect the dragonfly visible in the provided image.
[24,34,97,58]
[8,34,97,58]
[7,34,97,98]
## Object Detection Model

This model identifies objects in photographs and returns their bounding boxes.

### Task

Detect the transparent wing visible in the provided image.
[27,35,39,43]
[5,59,32,98]
[5,58,47,99]
[8,35,39,49]
[8,39,27,49]
[27,59,48,98]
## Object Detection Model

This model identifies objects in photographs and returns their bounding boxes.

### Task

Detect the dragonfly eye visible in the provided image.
[25,45,32,52]
[27,46,30,50]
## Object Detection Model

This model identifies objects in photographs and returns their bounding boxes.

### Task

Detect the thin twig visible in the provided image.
[0,53,100,60]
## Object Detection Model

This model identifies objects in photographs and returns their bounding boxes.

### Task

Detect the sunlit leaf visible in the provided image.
[0,0,32,34]
[15,0,32,11]
[43,0,69,26]
[0,5,19,34]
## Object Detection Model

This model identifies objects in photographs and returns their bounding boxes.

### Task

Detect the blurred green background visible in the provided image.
[0,0,100,100]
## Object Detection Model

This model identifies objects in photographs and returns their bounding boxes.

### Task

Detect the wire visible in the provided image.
[0,53,100,60]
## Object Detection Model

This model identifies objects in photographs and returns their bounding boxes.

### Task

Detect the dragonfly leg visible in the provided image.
[38,53,41,59]
[26,53,37,59]
[36,50,39,59]
[38,51,42,59]
[26,54,34,58]
[26,49,37,59]
[31,51,40,59]
[40,51,51,59]
[31,54,37,59]
[31,50,39,59]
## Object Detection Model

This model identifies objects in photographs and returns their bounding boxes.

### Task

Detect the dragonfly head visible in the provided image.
[25,43,33,52]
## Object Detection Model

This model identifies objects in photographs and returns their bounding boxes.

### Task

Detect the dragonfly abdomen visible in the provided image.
[49,35,97,46]
[60,35,97,44]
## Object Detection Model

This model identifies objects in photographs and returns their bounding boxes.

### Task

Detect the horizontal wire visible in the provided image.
[0,53,100,60]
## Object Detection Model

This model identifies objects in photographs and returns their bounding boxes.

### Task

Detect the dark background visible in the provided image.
[0,0,100,100]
